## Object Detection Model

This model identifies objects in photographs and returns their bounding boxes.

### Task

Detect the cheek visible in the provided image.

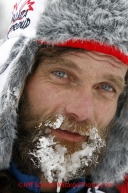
[26,76,64,114]
[95,100,117,128]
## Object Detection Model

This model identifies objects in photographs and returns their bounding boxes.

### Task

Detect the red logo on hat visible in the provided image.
[11,0,35,23]
[7,0,35,37]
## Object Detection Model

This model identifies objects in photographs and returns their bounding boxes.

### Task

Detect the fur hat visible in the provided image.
[0,0,128,184]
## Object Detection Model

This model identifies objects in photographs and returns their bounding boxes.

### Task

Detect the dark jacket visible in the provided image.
[0,170,120,193]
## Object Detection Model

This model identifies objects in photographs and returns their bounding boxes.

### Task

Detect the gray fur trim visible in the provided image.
[0,37,39,169]
[37,0,128,56]
[0,37,26,74]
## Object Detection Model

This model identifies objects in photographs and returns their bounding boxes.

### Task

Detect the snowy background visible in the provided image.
[0,0,16,39]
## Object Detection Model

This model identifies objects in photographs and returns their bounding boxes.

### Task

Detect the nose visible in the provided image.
[64,86,94,122]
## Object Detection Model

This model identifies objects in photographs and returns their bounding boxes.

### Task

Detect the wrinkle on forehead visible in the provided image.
[86,51,127,69]
[63,50,128,77]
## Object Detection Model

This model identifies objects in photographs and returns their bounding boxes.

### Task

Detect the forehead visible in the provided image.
[35,47,128,80]
[61,50,128,74]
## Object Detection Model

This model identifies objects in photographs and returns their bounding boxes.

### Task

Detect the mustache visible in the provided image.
[44,114,93,136]
[19,112,106,140]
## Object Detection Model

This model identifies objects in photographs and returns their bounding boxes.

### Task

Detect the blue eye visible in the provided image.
[101,84,113,92]
[53,71,68,78]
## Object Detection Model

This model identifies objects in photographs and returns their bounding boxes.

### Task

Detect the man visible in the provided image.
[0,0,128,193]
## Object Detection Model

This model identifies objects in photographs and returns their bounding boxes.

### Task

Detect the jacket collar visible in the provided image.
[8,160,85,193]
[9,160,40,193]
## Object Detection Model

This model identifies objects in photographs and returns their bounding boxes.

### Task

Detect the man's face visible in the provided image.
[17,50,127,183]
[26,50,127,129]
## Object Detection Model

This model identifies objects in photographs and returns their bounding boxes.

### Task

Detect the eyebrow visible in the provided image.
[103,74,126,92]
[41,57,82,73]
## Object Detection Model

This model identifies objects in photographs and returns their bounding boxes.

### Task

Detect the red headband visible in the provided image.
[38,39,128,65]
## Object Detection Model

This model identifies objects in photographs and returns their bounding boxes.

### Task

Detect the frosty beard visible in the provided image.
[13,91,110,187]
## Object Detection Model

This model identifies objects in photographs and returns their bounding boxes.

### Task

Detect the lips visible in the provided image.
[50,128,86,142]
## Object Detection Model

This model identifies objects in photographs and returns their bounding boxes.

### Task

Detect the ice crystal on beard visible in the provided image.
[30,126,105,193]
[44,114,64,129]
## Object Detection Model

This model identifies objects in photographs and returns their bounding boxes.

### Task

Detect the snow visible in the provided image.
[45,114,64,129]
[2,87,19,111]
[30,115,106,193]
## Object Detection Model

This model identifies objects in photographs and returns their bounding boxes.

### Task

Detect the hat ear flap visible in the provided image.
[0,37,39,169]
